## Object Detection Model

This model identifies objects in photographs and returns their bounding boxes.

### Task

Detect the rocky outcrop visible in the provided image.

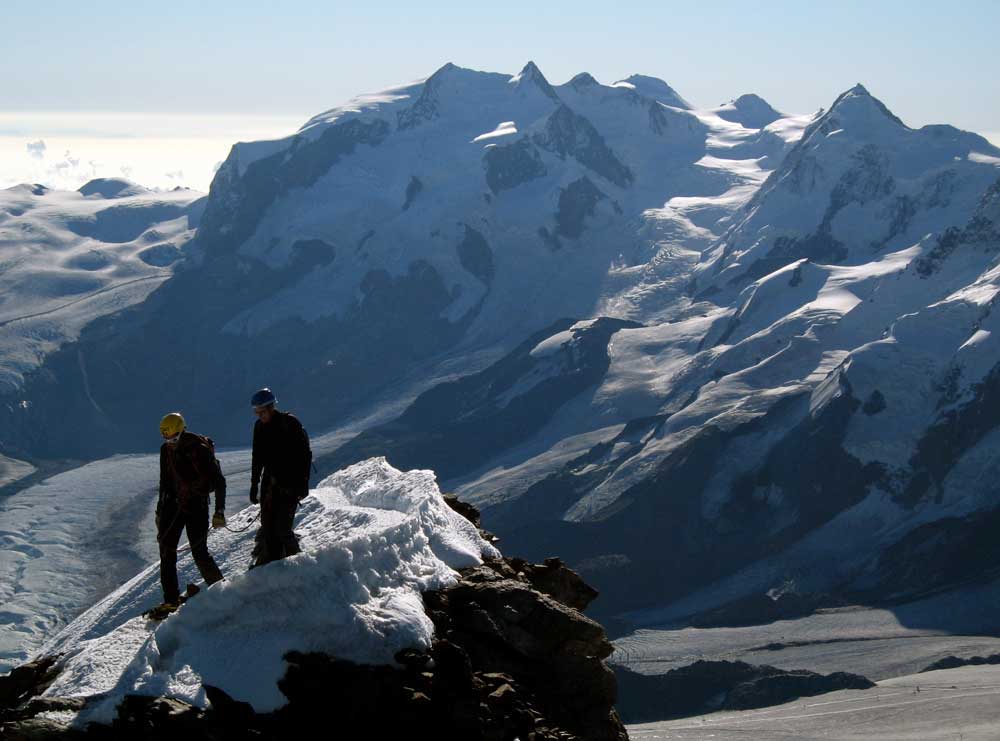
[613,660,874,723]
[1,551,625,740]
[921,653,1000,673]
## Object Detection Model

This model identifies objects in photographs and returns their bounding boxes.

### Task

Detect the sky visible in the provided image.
[2,0,998,191]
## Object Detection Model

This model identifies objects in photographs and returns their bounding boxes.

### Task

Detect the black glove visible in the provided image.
[297,484,309,502]
[250,481,259,505]
[212,511,226,529]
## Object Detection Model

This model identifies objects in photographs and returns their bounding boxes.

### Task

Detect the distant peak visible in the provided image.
[510,61,560,101]
[78,177,149,199]
[826,83,906,128]
[732,93,773,108]
[432,62,458,76]
[6,183,49,196]
[568,72,600,90]
[614,74,691,109]
[425,62,460,88]
[716,94,783,129]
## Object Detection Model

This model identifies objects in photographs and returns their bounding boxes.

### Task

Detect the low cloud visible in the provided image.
[26,140,46,159]
[165,169,184,180]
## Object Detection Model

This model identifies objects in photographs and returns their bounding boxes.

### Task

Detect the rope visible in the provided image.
[222,510,260,534]
[159,500,260,554]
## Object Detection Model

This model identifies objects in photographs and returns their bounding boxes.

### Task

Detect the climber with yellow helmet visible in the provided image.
[151,412,227,617]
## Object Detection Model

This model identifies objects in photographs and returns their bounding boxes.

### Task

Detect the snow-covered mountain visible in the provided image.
[0,179,203,396]
[0,63,805,460]
[313,79,1000,618]
[3,63,1000,634]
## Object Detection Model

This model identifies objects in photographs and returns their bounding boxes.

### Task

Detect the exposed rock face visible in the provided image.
[319,316,641,481]
[613,660,874,723]
[484,137,547,194]
[0,552,625,740]
[557,177,607,238]
[422,557,623,740]
[921,653,1000,673]
[534,105,633,188]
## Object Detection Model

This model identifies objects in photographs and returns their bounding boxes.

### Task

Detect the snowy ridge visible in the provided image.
[35,458,498,725]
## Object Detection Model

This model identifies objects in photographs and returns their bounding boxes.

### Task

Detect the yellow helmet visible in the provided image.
[159,412,186,438]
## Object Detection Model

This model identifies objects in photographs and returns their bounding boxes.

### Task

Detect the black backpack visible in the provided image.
[190,433,226,492]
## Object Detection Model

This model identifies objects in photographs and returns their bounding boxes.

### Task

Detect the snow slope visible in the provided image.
[30,458,497,726]
[614,578,1000,682]
[627,664,1000,739]
[0,180,204,394]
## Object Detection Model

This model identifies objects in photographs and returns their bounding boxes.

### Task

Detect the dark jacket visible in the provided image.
[251,411,311,492]
[159,431,226,512]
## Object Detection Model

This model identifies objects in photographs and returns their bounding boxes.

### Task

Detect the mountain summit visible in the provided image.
[714,93,783,129]
[614,74,691,109]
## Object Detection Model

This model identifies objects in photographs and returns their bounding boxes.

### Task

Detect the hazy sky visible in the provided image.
[3,1,998,192]
[5,0,999,131]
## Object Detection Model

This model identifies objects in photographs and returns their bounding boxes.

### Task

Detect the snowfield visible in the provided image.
[627,664,1000,739]
[31,458,498,726]
[0,180,203,393]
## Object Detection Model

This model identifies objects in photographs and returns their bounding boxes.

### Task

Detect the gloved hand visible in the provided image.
[212,511,226,529]
[297,484,309,501]
[249,481,259,505]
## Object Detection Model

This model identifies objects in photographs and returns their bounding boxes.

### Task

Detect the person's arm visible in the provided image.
[297,419,312,488]
[159,445,167,497]
[212,457,227,527]
[202,445,226,513]
[157,445,169,531]
[287,415,312,497]
[250,421,262,503]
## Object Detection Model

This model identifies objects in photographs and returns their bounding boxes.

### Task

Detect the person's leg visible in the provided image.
[274,485,301,558]
[158,501,185,603]
[250,478,275,569]
[186,499,223,585]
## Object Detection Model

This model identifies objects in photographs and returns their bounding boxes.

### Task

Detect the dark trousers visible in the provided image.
[158,496,223,603]
[250,477,301,569]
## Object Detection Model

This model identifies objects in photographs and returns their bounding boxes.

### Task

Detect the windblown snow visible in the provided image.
[32,458,498,726]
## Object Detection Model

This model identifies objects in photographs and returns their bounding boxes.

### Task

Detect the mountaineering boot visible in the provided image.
[143,601,180,621]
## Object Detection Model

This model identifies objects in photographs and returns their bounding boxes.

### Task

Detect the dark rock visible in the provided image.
[862,389,886,415]
[534,105,633,188]
[724,670,874,710]
[423,559,626,741]
[443,494,483,528]
[111,696,210,738]
[483,138,547,194]
[456,225,495,285]
[1,656,62,717]
[556,176,606,238]
[402,175,423,210]
[502,557,599,612]
[613,660,874,723]
[921,653,1000,673]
